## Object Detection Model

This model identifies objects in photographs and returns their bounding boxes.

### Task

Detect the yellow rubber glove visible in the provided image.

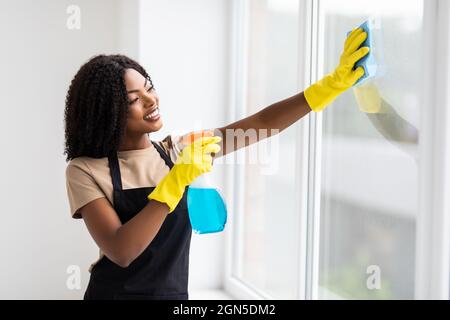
[181,130,214,145]
[148,136,221,213]
[304,28,370,112]
[353,81,385,114]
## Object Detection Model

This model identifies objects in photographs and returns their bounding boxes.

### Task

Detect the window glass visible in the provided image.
[318,0,423,299]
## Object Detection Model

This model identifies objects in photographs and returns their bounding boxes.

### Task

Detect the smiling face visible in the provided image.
[124,68,163,135]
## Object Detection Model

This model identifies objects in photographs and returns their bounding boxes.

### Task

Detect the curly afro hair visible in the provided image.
[64,54,153,161]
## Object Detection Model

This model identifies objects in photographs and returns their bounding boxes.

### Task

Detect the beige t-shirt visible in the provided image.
[65,135,183,219]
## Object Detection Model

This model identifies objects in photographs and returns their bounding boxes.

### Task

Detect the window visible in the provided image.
[226,0,450,300]
[318,0,423,299]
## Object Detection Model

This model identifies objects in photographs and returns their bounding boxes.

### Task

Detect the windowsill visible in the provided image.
[190,289,234,300]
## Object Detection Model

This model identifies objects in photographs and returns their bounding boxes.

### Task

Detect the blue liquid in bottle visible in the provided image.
[187,187,227,234]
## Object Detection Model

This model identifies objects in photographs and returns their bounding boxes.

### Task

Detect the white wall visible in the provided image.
[0,0,119,299]
[0,0,229,299]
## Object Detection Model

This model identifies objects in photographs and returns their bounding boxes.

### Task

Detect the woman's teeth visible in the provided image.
[144,108,160,120]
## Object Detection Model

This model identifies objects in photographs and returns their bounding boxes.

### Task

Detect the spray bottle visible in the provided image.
[177,131,227,234]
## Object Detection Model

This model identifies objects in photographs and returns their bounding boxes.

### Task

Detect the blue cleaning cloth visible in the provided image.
[349,20,377,86]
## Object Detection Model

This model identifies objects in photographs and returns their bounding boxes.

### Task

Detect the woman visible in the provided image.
[64,28,369,300]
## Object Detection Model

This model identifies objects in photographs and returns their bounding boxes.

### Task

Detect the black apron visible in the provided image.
[84,141,192,300]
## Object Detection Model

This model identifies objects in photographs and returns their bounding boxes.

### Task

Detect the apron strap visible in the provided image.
[151,141,174,169]
[108,153,123,191]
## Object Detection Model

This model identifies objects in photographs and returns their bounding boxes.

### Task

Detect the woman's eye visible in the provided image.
[128,97,139,105]
[128,85,154,105]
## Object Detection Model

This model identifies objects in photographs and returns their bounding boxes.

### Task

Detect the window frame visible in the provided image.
[414,0,450,300]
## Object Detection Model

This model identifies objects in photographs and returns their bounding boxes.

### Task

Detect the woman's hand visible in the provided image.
[304,27,370,112]
[148,136,221,212]
[175,135,221,182]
